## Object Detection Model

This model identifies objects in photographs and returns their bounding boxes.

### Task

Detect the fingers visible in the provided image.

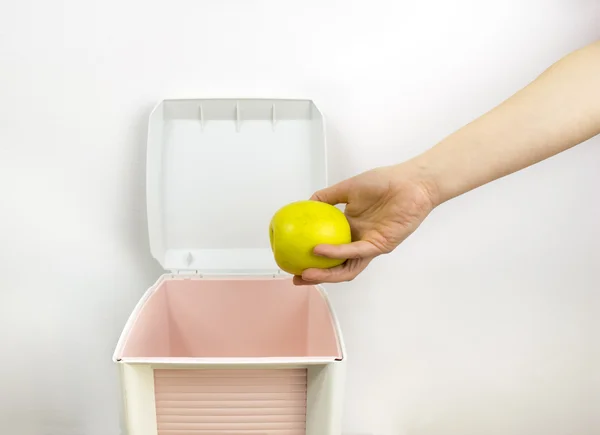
[293,241,379,285]
[303,178,375,285]
[310,180,351,205]
[295,257,372,285]
[313,240,380,260]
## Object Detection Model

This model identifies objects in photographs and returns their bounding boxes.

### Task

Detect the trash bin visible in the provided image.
[113,98,346,435]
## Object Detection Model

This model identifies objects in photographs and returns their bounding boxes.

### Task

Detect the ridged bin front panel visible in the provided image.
[154,369,308,435]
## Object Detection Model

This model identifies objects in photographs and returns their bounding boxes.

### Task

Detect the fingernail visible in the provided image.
[313,247,326,257]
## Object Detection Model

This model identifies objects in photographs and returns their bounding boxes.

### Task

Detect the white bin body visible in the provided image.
[120,363,345,435]
[113,99,346,435]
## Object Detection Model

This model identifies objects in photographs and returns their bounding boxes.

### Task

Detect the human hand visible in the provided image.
[293,163,439,285]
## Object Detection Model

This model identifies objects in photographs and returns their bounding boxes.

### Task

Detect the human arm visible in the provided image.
[294,40,600,285]
[418,40,600,205]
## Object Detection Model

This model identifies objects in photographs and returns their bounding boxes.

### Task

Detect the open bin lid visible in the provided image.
[146,99,327,275]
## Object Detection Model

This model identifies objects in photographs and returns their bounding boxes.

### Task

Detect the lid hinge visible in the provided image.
[168,269,286,279]
[170,269,202,279]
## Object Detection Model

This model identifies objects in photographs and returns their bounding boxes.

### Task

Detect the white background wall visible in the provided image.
[1,1,599,434]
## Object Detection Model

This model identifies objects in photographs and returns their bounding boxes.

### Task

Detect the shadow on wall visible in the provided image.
[118,102,163,273]
[112,101,164,435]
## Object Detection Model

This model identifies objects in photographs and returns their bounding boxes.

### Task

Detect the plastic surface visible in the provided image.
[115,98,345,435]
[146,98,327,274]
[119,360,346,435]
[115,275,347,435]
[114,276,342,363]
[154,369,307,435]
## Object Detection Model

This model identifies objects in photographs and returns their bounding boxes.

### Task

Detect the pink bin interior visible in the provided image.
[118,278,342,359]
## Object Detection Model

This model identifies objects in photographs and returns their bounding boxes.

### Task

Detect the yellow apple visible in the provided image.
[269,200,352,276]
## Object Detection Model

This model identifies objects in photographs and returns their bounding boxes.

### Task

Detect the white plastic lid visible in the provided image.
[146,98,327,275]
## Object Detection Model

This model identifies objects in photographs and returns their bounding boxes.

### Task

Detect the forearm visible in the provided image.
[414,40,600,206]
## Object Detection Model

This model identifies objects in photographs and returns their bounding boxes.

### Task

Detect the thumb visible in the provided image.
[310,180,351,205]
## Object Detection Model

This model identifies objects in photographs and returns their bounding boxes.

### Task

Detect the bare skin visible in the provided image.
[294,40,600,286]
